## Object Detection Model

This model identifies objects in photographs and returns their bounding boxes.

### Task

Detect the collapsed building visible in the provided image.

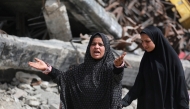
[0,0,190,108]
[1,0,190,83]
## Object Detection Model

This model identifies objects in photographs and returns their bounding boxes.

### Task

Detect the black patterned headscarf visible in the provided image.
[57,32,122,109]
[76,32,115,99]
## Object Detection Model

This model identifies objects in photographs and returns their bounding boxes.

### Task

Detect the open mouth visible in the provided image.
[94,51,100,55]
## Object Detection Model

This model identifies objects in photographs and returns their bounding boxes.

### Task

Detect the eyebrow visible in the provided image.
[141,39,151,41]
[92,40,104,43]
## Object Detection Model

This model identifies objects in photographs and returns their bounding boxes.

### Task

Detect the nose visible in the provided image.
[94,44,99,48]
[142,42,147,48]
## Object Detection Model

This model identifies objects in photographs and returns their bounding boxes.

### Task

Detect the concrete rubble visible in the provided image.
[43,0,72,41]
[1,72,189,109]
[1,34,190,86]
[62,0,122,38]
[0,71,60,109]
[0,34,190,109]
[0,0,190,108]
[0,70,136,109]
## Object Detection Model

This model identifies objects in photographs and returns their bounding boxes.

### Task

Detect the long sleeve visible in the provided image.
[176,75,189,109]
[173,60,189,109]
[112,63,124,83]
[48,67,66,85]
[122,70,144,107]
[113,64,124,74]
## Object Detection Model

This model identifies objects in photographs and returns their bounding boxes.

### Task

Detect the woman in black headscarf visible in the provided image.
[28,32,126,109]
[122,26,189,109]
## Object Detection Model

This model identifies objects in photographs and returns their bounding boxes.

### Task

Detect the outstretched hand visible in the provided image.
[114,52,126,67]
[28,58,47,71]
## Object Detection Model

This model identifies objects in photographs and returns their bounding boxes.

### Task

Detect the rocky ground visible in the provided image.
[0,71,190,109]
[0,71,60,109]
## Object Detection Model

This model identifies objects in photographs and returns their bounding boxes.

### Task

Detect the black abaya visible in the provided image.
[48,32,124,109]
[122,26,189,109]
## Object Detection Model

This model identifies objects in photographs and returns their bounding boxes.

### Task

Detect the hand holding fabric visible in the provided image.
[114,52,126,67]
[122,94,130,107]
[28,58,48,72]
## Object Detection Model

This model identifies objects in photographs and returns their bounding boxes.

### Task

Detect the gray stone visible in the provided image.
[40,81,49,89]
[43,0,72,41]
[13,88,27,99]
[0,93,22,109]
[40,105,49,109]
[22,105,33,109]
[1,34,190,89]
[15,71,41,84]
[18,84,34,90]
[63,0,122,38]
[0,83,8,90]
[25,99,40,107]
[0,34,85,72]
[49,103,59,109]
[11,78,20,86]
[185,67,190,89]
[122,68,139,87]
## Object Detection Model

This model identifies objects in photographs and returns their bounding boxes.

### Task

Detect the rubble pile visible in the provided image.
[0,71,138,109]
[0,0,190,108]
[0,71,60,109]
[0,70,188,109]
[0,0,190,60]
[96,0,190,60]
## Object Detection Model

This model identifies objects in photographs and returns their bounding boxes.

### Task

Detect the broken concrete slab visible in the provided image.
[43,0,72,41]
[1,34,190,87]
[62,0,122,38]
[0,34,85,71]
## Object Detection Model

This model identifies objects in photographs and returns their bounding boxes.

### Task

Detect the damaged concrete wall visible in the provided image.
[62,0,122,38]
[1,34,190,87]
[0,34,85,71]
[43,0,72,41]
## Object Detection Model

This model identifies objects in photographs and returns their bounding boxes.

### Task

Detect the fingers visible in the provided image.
[114,52,126,66]
[28,61,37,67]
[118,52,127,61]
[121,52,126,59]
[28,58,41,69]
[28,58,47,71]
[34,58,42,62]
[28,61,33,66]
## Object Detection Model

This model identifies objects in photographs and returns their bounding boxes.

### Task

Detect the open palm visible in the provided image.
[28,58,47,71]
[114,52,126,66]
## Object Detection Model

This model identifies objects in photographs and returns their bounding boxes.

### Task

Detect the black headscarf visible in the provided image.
[76,32,115,100]
[52,32,123,109]
[122,26,189,109]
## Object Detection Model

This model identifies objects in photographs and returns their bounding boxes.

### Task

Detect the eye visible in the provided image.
[145,40,151,43]
[98,43,104,46]
[91,43,96,46]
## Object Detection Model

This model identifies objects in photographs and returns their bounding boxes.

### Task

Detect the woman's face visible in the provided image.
[90,37,105,59]
[141,33,155,52]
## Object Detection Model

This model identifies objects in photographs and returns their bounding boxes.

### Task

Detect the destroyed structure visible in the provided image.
[0,0,190,109]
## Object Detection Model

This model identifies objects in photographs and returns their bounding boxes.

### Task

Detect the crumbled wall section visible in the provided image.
[43,0,72,41]
[0,34,85,71]
[62,0,122,38]
[0,34,190,87]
